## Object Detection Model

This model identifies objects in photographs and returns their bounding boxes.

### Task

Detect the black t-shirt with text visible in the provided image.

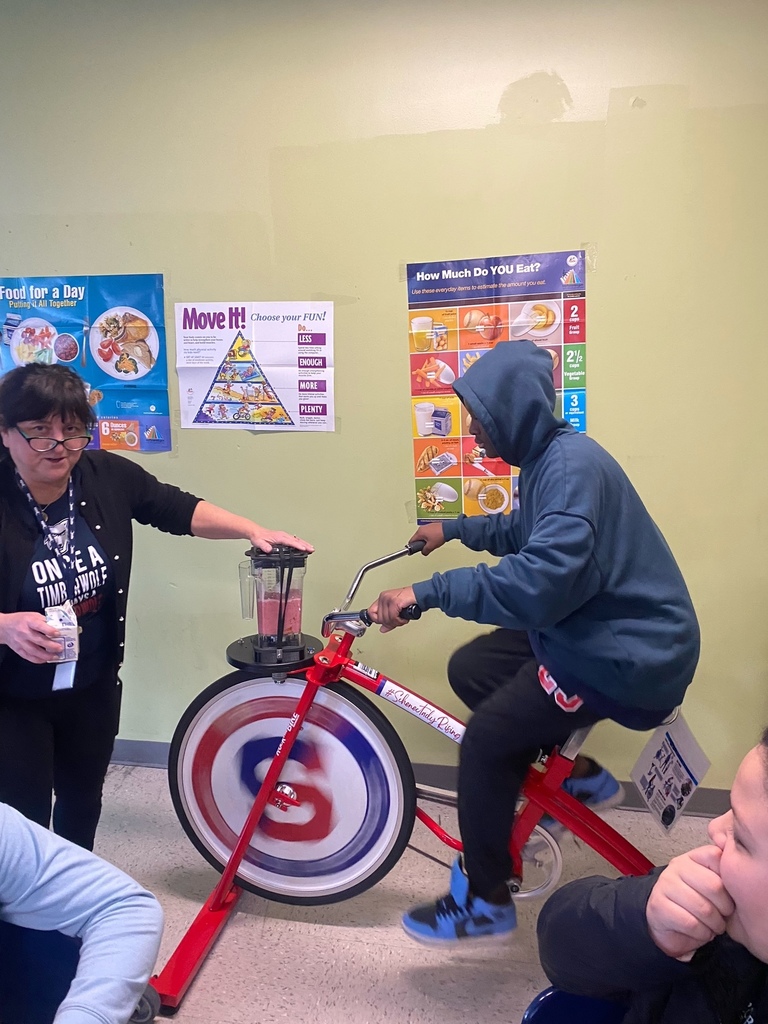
[0,493,116,697]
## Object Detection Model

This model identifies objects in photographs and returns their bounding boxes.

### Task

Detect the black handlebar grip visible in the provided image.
[399,604,422,620]
[358,605,421,626]
[407,539,427,554]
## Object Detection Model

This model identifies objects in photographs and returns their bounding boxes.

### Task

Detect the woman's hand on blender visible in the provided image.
[409,523,445,555]
[248,525,314,554]
[367,587,418,633]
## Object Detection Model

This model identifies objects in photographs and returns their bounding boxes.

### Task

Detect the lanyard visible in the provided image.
[16,471,77,602]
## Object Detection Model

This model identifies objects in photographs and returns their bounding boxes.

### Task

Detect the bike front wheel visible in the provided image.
[513,825,563,900]
[169,674,416,905]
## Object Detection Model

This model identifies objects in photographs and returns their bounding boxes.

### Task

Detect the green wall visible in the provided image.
[2,0,767,787]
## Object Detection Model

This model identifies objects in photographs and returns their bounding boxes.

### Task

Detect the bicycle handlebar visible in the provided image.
[339,541,425,612]
[406,539,426,555]
[359,604,421,626]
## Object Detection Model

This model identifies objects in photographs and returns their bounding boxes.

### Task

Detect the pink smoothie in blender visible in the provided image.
[256,590,303,643]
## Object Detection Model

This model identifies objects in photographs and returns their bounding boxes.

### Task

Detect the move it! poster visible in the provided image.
[0,274,170,453]
[175,301,334,431]
[406,250,586,523]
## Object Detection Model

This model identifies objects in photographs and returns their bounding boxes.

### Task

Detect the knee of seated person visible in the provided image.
[462,711,532,760]
[446,643,478,701]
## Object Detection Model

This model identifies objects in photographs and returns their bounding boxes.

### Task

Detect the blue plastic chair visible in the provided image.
[0,920,81,1024]
[522,986,628,1023]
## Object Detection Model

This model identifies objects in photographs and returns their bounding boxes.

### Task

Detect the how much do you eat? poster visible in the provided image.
[175,301,334,431]
[406,250,587,523]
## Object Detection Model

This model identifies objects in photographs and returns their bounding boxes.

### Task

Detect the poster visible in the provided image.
[405,250,586,523]
[0,274,170,453]
[175,301,334,431]
[630,714,711,834]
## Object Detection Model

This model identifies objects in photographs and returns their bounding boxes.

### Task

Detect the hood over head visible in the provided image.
[453,340,571,466]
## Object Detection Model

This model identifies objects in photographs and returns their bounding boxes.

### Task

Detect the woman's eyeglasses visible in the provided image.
[15,427,92,452]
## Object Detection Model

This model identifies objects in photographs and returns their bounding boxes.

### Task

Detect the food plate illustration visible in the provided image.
[89,305,159,380]
[509,301,562,339]
[478,483,509,514]
[11,318,58,366]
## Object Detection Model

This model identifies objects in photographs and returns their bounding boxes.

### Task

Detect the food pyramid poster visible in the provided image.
[193,332,293,426]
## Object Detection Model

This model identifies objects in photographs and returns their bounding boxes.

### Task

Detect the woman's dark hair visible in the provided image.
[0,364,95,433]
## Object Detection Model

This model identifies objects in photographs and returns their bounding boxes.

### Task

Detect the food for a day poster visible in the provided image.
[0,274,170,453]
[406,250,586,523]
[175,301,334,431]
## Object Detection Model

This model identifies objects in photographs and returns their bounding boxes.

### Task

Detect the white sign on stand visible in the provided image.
[630,713,710,834]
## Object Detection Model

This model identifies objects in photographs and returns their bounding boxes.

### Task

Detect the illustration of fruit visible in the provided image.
[531,303,556,330]
[478,315,503,341]
[462,309,486,330]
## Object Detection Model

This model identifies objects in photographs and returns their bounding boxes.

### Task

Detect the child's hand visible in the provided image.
[367,587,418,632]
[409,523,445,555]
[646,846,735,960]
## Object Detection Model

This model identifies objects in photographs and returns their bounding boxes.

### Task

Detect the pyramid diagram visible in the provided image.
[194,332,294,426]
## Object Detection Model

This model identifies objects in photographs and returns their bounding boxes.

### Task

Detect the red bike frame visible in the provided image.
[152,624,653,1009]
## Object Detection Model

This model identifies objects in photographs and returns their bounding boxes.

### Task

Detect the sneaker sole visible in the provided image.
[401,921,517,947]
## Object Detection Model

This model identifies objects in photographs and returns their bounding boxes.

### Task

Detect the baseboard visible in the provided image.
[110,745,730,819]
[112,739,169,769]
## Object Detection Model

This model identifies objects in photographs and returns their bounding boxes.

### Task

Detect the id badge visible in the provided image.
[45,601,80,690]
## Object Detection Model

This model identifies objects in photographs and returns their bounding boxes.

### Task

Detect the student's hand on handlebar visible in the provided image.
[367,587,418,633]
[248,527,314,554]
[409,523,445,555]
[645,845,735,961]
[0,612,64,664]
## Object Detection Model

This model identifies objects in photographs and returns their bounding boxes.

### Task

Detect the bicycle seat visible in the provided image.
[558,704,681,762]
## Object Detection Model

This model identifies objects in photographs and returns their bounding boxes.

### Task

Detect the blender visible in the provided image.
[236,546,313,666]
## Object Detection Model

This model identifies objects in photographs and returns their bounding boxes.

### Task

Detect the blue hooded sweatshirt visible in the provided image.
[411,341,700,723]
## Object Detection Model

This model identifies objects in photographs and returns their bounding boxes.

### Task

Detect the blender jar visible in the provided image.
[240,546,308,652]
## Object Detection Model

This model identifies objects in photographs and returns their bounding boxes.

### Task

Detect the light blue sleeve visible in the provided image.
[0,802,163,1024]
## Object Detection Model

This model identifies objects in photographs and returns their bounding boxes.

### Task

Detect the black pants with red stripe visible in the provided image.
[448,629,603,900]
[0,681,121,851]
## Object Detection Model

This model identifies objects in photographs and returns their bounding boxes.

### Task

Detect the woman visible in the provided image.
[0,363,312,850]
[537,729,768,1023]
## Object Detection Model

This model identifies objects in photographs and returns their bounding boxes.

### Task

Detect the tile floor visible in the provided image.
[96,766,711,1024]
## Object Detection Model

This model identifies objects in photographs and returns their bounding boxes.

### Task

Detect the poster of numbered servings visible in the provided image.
[406,250,586,524]
[0,274,171,453]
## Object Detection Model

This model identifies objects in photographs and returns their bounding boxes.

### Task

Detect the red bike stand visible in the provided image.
[149,636,325,1013]
[150,881,242,1012]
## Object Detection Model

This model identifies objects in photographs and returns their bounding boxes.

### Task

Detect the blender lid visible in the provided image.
[245,544,310,568]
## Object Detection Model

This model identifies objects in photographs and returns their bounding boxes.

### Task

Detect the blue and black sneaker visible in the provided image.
[402,858,517,946]
[541,758,625,836]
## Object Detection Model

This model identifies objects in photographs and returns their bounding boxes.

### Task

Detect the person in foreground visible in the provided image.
[537,730,768,1024]
[0,364,312,850]
[367,340,700,945]
[0,800,162,1024]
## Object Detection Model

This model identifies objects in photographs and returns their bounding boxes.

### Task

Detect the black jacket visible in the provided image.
[0,450,202,686]
[537,872,768,1024]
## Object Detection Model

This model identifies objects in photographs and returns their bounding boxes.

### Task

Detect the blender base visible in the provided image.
[225,633,323,672]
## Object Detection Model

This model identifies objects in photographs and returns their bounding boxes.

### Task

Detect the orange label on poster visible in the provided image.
[99,419,140,451]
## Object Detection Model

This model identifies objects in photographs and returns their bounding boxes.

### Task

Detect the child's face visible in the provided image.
[465,406,499,459]
[709,747,768,961]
